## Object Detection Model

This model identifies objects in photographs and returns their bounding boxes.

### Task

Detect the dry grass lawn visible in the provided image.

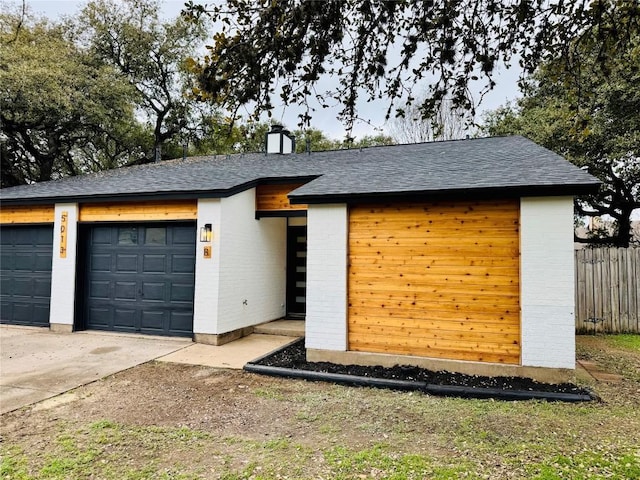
[1,334,639,479]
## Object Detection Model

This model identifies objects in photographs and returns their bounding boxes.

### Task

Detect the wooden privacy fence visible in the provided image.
[575,247,639,333]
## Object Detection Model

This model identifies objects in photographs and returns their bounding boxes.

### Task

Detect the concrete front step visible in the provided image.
[253,319,305,337]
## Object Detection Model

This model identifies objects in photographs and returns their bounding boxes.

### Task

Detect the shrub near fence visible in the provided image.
[575,247,639,333]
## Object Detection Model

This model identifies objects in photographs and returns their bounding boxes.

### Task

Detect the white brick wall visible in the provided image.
[216,188,286,333]
[305,204,348,351]
[520,196,576,369]
[49,203,79,327]
[193,198,222,334]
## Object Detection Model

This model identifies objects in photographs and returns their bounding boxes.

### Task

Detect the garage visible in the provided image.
[80,222,196,337]
[348,199,521,364]
[0,225,54,326]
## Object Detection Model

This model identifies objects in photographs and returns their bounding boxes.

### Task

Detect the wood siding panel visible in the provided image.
[0,205,54,224]
[348,200,521,364]
[79,201,197,222]
[256,183,308,212]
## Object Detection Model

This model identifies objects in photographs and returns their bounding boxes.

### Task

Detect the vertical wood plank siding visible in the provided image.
[0,205,55,224]
[255,183,308,212]
[575,247,639,333]
[348,200,521,364]
[79,200,197,222]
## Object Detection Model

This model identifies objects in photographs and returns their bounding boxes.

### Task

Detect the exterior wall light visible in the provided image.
[200,223,212,242]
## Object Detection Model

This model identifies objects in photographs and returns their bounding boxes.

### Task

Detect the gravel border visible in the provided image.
[245,338,596,402]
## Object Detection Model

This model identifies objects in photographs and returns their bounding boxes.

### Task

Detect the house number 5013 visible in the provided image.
[60,211,68,258]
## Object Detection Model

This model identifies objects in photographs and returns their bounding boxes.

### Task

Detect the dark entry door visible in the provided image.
[82,223,195,336]
[0,225,53,326]
[286,225,307,318]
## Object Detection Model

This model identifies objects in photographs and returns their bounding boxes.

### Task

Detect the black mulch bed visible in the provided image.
[248,338,596,401]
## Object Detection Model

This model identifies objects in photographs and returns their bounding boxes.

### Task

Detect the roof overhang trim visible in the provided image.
[288,182,601,205]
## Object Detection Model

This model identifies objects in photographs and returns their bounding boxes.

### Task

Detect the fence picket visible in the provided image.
[574,247,640,333]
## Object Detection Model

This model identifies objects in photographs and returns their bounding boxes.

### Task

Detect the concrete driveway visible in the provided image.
[0,326,190,414]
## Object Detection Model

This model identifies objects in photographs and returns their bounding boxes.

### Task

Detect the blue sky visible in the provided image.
[19,0,521,140]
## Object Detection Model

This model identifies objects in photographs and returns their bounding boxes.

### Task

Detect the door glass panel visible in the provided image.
[145,227,166,245]
[118,227,138,245]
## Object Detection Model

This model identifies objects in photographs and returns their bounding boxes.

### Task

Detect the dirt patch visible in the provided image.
[1,335,639,479]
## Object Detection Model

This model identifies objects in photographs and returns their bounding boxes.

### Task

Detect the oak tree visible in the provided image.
[0,11,141,187]
[79,0,210,162]
[186,0,639,134]
[482,11,640,246]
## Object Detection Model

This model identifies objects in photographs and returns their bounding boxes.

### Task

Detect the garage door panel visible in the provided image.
[142,282,166,301]
[114,282,137,300]
[34,253,53,272]
[144,227,166,245]
[89,281,111,300]
[114,308,136,329]
[348,200,520,365]
[12,278,34,297]
[83,222,195,336]
[0,252,12,269]
[32,304,50,323]
[172,226,196,245]
[170,311,193,333]
[88,307,111,327]
[11,228,33,244]
[171,284,194,303]
[0,277,11,295]
[34,278,52,298]
[14,253,36,271]
[140,310,165,331]
[172,254,195,274]
[91,227,112,244]
[12,303,33,322]
[116,254,139,272]
[142,254,166,273]
[91,254,112,272]
[118,227,139,245]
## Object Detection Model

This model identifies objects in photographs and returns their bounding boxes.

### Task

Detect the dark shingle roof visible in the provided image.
[0,136,599,205]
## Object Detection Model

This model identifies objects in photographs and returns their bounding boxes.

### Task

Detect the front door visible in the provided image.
[286,225,307,318]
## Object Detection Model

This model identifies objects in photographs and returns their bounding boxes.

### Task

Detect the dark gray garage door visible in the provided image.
[82,223,196,337]
[0,225,53,326]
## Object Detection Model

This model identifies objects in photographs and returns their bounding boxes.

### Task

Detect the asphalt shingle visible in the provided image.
[0,136,599,204]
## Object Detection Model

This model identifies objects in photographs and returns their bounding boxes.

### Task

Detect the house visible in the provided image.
[0,132,599,381]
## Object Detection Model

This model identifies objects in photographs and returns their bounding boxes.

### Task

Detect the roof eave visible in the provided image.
[0,188,234,206]
[289,182,601,205]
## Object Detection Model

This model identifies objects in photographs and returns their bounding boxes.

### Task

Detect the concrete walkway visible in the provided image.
[1,324,300,414]
[576,359,623,383]
[0,326,191,414]
[156,334,297,369]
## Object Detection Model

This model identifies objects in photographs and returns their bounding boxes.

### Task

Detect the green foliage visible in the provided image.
[0,447,32,479]
[78,0,211,162]
[324,444,466,480]
[189,119,393,156]
[482,3,640,246]
[293,128,394,153]
[0,10,143,186]
[527,451,640,479]
[606,335,640,353]
[186,0,640,135]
